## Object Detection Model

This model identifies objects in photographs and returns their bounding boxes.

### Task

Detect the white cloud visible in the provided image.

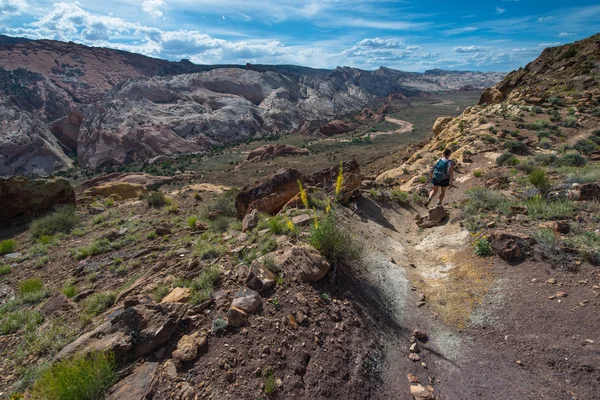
[444,26,478,35]
[405,45,422,51]
[453,45,488,53]
[357,38,404,48]
[496,7,505,14]
[537,16,552,23]
[142,0,164,18]
[558,32,576,37]
[336,18,429,31]
[0,0,28,20]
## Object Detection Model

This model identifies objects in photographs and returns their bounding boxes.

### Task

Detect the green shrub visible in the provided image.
[369,188,382,199]
[533,228,557,247]
[504,140,527,154]
[212,317,228,334]
[81,292,116,317]
[30,352,118,400]
[263,369,276,395]
[496,152,519,166]
[195,241,225,260]
[464,187,511,214]
[20,318,77,357]
[19,278,44,296]
[573,139,598,155]
[555,153,587,167]
[529,168,552,194]
[539,137,553,149]
[143,191,169,207]
[267,216,286,235]
[202,189,238,218]
[474,237,492,257]
[534,153,557,165]
[61,284,77,298]
[308,214,363,265]
[208,216,232,233]
[563,116,578,128]
[175,265,220,305]
[0,239,16,255]
[259,236,278,255]
[0,309,43,335]
[152,284,171,302]
[187,216,198,230]
[524,196,574,220]
[0,264,11,275]
[391,190,409,205]
[549,97,564,106]
[418,176,427,184]
[561,164,600,184]
[30,206,80,239]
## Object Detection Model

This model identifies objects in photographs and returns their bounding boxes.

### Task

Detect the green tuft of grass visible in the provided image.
[81,292,116,318]
[30,352,118,400]
[195,241,225,260]
[0,239,16,255]
[19,278,44,296]
[496,152,519,166]
[0,264,11,275]
[464,187,511,215]
[30,206,81,239]
[524,196,574,220]
[152,284,171,302]
[263,369,276,395]
[61,284,77,298]
[391,190,409,205]
[142,191,169,208]
[529,168,552,195]
[187,216,198,230]
[308,213,363,265]
[176,265,220,305]
[474,237,492,257]
[267,216,286,235]
[0,309,43,335]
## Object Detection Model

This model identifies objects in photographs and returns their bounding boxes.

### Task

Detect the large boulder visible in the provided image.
[318,120,357,136]
[416,206,449,228]
[172,332,207,362]
[568,182,600,201]
[304,159,362,204]
[85,182,148,200]
[55,302,187,361]
[231,287,262,313]
[49,111,84,151]
[432,116,453,136]
[0,176,75,223]
[106,362,159,400]
[246,144,309,162]
[490,231,536,263]
[235,168,303,218]
[273,245,331,282]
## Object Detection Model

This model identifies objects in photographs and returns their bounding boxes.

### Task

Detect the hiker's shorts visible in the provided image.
[432,178,450,187]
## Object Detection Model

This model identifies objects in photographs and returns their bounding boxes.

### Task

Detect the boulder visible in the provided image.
[273,245,331,282]
[41,292,77,317]
[291,214,312,226]
[0,176,75,223]
[417,206,449,228]
[85,182,148,200]
[242,209,259,232]
[318,120,357,136]
[172,332,207,362]
[410,384,436,400]
[55,302,187,361]
[479,87,506,105]
[106,362,159,400]
[235,168,303,218]
[247,258,276,292]
[305,159,362,204]
[568,182,600,201]
[231,287,262,312]
[246,144,309,162]
[490,231,536,263]
[49,111,84,151]
[161,287,192,304]
[432,117,453,136]
[227,306,248,327]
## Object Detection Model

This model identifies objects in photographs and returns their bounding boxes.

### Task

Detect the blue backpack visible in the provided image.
[432,158,450,181]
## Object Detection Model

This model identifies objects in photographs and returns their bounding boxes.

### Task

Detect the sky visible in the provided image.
[1,0,599,72]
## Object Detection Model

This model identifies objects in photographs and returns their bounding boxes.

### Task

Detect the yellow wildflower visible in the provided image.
[335,161,344,197]
[325,198,332,214]
[313,208,319,229]
[297,180,309,209]
[285,215,295,232]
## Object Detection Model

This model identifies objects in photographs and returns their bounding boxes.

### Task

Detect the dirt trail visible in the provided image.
[340,191,600,399]
[306,117,414,146]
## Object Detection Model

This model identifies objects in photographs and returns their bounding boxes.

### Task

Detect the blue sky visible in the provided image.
[1,0,599,72]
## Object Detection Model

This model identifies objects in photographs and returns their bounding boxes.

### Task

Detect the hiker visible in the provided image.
[425,148,454,207]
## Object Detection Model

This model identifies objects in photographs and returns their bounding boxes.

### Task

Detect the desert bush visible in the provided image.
[549,97,564,106]
[533,228,558,247]
[0,264,11,275]
[563,116,578,128]
[142,191,169,207]
[30,352,118,400]
[20,318,77,358]
[19,278,44,296]
[72,238,112,260]
[504,140,527,154]
[391,190,409,205]
[61,284,77,298]
[464,187,512,214]
[496,152,519,166]
[0,239,16,255]
[208,216,232,233]
[539,137,553,149]
[202,189,238,218]
[81,292,116,317]
[561,164,600,184]
[176,265,220,305]
[30,206,80,239]
[574,139,598,155]
[195,241,225,260]
[555,153,587,167]
[212,317,228,335]
[529,168,552,195]
[474,237,492,257]
[534,153,557,165]
[309,214,363,265]
[267,216,286,235]
[0,309,43,335]
[524,196,574,220]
